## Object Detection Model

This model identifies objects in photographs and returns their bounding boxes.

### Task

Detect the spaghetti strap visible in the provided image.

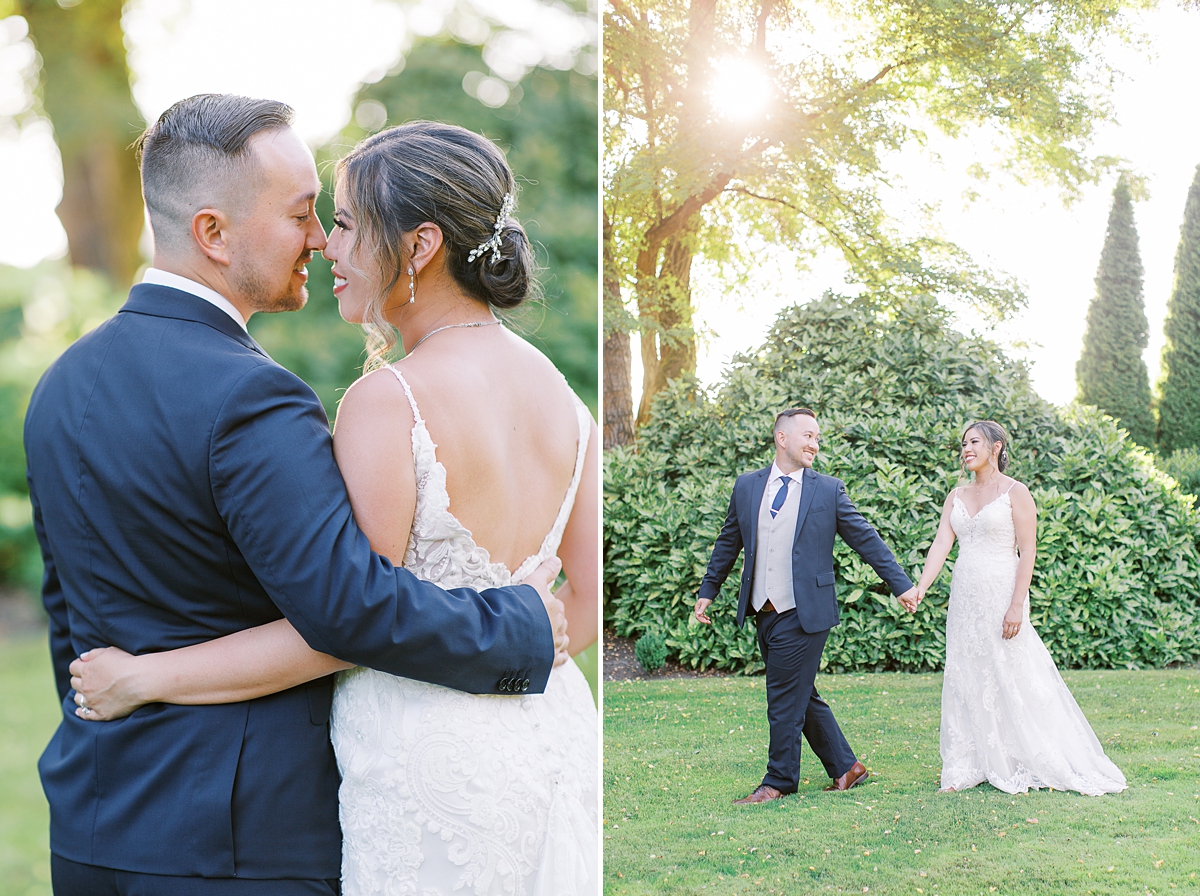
[384,364,424,424]
[1002,478,1017,495]
[510,391,590,582]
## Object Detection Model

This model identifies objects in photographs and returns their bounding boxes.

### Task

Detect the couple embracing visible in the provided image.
[26,95,598,895]
[694,408,1126,802]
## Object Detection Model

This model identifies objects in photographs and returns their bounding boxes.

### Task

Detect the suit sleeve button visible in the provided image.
[499,678,509,691]
[522,679,530,691]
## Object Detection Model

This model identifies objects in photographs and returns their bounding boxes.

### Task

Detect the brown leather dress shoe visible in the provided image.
[733,784,784,804]
[824,760,869,791]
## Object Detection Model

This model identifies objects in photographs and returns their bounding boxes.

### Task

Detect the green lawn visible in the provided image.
[0,636,58,896]
[604,669,1200,895]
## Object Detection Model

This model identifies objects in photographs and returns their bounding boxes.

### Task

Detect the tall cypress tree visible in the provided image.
[1076,178,1156,446]
[1157,164,1200,452]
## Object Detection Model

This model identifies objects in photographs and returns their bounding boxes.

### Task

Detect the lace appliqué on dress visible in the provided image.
[939,490,1126,796]
[331,367,598,896]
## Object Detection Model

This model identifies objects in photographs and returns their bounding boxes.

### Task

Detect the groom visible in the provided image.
[25,94,567,894]
[694,408,916,802]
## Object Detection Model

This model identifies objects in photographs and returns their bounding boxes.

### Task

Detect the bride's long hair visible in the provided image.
[961,420,1010,475]
[334,121,539,370]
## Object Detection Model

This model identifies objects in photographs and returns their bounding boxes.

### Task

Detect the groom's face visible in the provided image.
[226,128,327,314]
[778,414,820,469]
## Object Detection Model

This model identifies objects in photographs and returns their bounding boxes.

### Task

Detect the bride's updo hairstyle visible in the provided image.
[963,420,1010,473]
[335,121,536,365]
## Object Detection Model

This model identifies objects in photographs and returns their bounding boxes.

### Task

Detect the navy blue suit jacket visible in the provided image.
[24,284,554,879]
[697,466,913,631]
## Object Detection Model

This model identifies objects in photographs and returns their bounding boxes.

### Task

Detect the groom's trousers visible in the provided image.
[755,606,857,793]
[51,855,339,896]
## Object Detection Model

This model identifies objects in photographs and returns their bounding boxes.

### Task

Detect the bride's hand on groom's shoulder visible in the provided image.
[69,647,145,721]
[527,556,570,667]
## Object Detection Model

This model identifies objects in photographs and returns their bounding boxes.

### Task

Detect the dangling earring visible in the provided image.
[408,266,416,304]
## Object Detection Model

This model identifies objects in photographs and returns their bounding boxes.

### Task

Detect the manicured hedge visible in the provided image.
[604,294,1200,673]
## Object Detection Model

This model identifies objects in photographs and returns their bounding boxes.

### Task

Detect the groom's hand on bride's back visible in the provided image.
[525,556,569,667]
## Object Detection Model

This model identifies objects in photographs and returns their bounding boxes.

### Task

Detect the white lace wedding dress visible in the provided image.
[330,367,598,896]
[940,486,1126,795]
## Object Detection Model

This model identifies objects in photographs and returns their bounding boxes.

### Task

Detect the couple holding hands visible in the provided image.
[694,409,1127,802]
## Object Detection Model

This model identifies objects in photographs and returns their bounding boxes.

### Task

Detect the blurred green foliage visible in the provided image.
[0,263,126,589]
[0,35,597,592]
[604,293,1200,673]
[252,39,598,417]
[1157,447,1200,498]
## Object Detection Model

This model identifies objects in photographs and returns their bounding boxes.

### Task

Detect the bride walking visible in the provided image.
[911,420,1125,796]
[69,121,599,893]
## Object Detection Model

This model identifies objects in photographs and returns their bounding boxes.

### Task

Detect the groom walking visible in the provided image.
[694,408,916,802]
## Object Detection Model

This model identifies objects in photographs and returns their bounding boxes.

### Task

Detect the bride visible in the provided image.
[68,121,599,893]
[911,420,1125,796]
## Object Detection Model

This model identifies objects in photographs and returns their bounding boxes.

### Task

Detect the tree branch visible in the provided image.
[644,173,733,250]
[725,186,866,267]
[755,0,777,53]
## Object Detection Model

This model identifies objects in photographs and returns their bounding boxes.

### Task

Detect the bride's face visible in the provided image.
[961,429,999,474]
[324,184,377,324]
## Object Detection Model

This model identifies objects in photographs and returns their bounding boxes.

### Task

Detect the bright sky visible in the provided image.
[0,0,596,270]
[633,1,1200,409]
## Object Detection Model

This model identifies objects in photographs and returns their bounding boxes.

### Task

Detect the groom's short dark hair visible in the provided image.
[774,407,816,432]
[135,94,294,253]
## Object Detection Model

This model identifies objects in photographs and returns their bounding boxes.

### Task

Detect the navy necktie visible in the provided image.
[770,475,791,518]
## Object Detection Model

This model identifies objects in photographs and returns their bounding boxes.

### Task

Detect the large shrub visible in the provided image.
[604,294,1200,673]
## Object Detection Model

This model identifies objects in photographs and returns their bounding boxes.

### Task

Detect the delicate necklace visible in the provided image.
[972,473,1000,493]
[406,318,501,354]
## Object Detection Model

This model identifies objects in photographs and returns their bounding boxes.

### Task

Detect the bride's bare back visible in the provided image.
[413,329,579,569]
[333,323,598,647]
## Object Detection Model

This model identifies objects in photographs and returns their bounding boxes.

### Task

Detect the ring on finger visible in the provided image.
[75,693,87,708]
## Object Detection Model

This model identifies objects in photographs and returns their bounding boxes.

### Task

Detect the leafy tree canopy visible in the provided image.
[605,0,1143,432]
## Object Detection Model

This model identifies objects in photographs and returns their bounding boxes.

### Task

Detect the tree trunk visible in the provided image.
[602,211,636,447]
[603,328,634,448]
[628,0,720,427]
[636,233,695,425]
[21,0,146,287]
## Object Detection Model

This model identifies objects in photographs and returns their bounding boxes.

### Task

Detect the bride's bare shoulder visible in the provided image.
[401,328,573,403]
[1004,476,1031,496]
[333,366,416,436]
[1005,477,1035,509]
[500,331,578,396]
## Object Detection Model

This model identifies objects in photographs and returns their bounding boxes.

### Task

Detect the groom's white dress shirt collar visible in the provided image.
[765,463,803,505]
[142,268,248,332]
